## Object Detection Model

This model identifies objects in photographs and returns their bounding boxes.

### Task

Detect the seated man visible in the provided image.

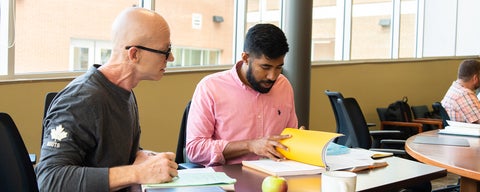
[35,7,178,192]
[441,59,480,123]
[186,23,299,167]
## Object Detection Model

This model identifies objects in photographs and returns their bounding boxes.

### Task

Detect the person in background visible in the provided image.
[35,7,178,192]
[186,23,300,167]
[441,59,480,123]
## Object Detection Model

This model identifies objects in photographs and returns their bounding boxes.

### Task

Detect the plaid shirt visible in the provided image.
[441,80,480,123]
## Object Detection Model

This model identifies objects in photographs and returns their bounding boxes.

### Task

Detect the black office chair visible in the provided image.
[432,102,450,128]
[41,92,58,147]
[324,90,377,146]
[376,107,423,139]
[175,101,204,169]
[324,90,349,145]
[336,97,407,156]
[0,112,39,192]
[411,105,443,131]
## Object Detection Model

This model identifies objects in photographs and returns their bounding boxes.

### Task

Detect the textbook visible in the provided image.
[242,159,326,176]
[242,128,342,176]
[242,129,393,176]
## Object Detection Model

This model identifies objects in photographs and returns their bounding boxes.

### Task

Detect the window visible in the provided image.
[70,39,112,71]
[6,0,137,74]
[1,0,479,79]
[398,0,416,58]
[351,0,393,60]
[311,0,337,61]
[154,0,235,66]
[169,47,221,67]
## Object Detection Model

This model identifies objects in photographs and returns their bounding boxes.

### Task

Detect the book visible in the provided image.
[438,120,480,137]
[242,128,342,176]
[142,167,236,190]
[242,159,326,176]
[325,148,390,172]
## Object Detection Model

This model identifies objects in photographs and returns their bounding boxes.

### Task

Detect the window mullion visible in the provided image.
[390,0,401,59]
[0,0,15,77]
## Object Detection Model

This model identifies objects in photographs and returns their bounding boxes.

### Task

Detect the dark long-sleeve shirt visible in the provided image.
[35,65,140,192]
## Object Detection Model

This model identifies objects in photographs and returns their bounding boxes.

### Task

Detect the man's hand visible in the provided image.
[133,151,178,184]
[248,134,292,161]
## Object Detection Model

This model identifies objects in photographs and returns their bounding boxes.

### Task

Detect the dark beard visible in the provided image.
[246,65,275,93]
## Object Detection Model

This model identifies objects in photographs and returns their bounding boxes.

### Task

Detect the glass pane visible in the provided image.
[190,50,201,66]
[398,0,416,58]
[246,0,282,31]
[155,0,234,67]
[312,0,337,61]
[456,0,480,56]
[351,0,392,60]
[423,0,456,57]
[73,47,89,71]
[14,0,138,74]
[99,49,111,64]
[170,48,183,67]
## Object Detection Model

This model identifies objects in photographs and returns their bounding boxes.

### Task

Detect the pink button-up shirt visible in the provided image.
[186,62,298,166]
[441,80,480,123]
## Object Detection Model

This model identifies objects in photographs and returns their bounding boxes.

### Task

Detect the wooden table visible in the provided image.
[405,130,480,191]
[212,156,445,192]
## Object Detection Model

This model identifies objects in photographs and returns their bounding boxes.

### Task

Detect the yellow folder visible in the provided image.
[277,128,342,167]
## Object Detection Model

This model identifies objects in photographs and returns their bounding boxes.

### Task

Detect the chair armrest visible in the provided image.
[178,162,204,170]
[369,130,403,148]
[380,121,424,132]
[380,139,405,145]
[412,119,443,129]
[369,130,402,138]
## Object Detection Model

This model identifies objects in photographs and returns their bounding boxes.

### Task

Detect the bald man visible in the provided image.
[35,8,177,192]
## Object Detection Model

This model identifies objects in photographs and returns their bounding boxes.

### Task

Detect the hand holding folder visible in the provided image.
[242,128,390,176]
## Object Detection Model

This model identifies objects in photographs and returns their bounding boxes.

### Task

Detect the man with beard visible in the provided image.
[186,23,300,166]
[441,59,480,123]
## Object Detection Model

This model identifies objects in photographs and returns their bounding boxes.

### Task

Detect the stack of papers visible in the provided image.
[142,167,236,191]
[413,136,470,147]
[438,121,480,137]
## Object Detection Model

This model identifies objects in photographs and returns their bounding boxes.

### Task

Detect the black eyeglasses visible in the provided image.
[125,45,171,59]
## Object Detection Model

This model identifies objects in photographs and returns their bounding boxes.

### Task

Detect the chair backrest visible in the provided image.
[175,101,191,164]
[41,92,58,147]
[336,97,372,149]
[324,90,349,145]
[432,102,449,128]
[43,92,58,119]
[411,105,430,119]
[0,113,39,192]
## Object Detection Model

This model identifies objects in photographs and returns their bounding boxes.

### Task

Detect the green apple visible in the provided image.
[261,175,288,192]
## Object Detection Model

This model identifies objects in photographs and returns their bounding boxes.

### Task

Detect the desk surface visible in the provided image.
[405,129,480,191]
[211,156,445,192]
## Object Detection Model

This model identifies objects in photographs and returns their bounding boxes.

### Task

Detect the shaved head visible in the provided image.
[99,7,172,90]
[111,7,170,55]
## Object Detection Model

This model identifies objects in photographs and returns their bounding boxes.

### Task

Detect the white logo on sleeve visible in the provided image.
[46,125,68,148]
